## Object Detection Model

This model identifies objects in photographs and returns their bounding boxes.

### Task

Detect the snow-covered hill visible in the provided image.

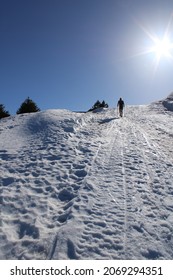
[1,95,173,260]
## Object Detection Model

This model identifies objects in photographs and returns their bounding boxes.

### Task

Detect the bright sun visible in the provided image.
[134,14,173,72]
[151,37,172,59]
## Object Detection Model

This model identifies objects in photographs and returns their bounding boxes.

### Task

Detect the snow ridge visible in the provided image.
[1,101,173,260]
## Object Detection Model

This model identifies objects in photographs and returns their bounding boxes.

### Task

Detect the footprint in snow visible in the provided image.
[74,169,87,178]
[58,189,75,202]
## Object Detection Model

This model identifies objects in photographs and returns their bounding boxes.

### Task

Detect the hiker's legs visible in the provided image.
[119,108,123,117]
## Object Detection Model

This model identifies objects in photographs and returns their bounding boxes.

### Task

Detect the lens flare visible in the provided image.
[132,13,173,74]
[151,37,172,58]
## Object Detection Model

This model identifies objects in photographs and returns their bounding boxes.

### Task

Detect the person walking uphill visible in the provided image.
[117,97,125,117]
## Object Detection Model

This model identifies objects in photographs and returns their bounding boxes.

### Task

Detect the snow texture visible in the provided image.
[1,94,173,260]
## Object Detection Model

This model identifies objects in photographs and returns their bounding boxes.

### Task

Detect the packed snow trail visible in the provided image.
[50,105,173,260]
[0,101,173,260]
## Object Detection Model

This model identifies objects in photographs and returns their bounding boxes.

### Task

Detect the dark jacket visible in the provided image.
[117,98,124,109]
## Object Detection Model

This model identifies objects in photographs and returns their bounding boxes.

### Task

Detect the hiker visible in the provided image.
[117,97,125,117]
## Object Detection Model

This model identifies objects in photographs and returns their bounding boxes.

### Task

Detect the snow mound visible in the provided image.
[1,105,173,260]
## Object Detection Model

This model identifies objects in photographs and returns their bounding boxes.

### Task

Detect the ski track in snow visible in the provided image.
[1,102,173,260]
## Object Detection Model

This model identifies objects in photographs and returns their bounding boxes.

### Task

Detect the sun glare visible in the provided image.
[151,36,173,59]
[133,14,173,73]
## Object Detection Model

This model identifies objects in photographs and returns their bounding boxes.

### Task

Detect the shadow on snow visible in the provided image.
[98,117,118,124]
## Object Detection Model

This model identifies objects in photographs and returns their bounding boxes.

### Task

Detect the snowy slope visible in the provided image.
[1,97,173,260]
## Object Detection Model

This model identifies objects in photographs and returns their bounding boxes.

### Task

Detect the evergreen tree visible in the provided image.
[0,104,10,119]
[88,100,109,111]
[93,100,101,110]
[16,97,40,114]
[100,100,108,108]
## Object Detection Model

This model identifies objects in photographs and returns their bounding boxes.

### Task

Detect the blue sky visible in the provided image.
[1,0,173,114]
